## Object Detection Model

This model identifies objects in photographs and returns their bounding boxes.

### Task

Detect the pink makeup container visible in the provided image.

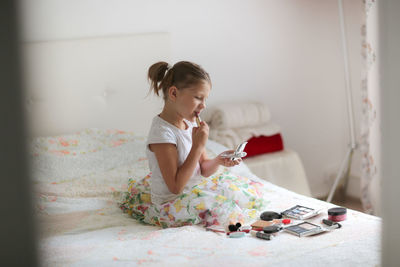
[328,207,347,222]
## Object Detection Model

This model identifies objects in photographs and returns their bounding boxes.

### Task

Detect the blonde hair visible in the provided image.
[147,61,211,100]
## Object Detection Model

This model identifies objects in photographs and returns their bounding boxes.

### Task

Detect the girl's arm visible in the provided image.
[150,121,209,195]
[149,144,202,194]
[151,143,203,195]
[199,150,242,177]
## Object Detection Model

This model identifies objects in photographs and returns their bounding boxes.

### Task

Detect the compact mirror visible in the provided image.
[221,141,248,160]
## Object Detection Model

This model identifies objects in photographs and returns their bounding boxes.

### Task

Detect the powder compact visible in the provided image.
[328,207,347,222]
[263,225,283,234]
[260,211,282,221]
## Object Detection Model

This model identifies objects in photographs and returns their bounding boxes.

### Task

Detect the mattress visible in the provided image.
[31,129,381,266]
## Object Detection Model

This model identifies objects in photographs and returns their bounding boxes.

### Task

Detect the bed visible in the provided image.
[24,33,381,266]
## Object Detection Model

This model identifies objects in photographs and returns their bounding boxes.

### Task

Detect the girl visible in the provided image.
[120,61,266,228]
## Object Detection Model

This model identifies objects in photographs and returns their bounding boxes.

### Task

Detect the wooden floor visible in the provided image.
[319,187,364,212]
[330,195,363,212]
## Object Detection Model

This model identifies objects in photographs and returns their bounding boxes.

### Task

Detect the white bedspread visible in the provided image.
[31,129,381,267]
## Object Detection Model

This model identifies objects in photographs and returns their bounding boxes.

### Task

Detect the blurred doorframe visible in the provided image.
[0,0,38,266]
[380,0,400,265]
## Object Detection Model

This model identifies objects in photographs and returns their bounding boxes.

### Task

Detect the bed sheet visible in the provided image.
[31,129,381,266]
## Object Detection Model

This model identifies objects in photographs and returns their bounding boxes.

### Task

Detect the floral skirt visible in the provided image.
[119,171,268,228]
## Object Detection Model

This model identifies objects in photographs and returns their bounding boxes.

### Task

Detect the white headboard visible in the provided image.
[23,33,171,137]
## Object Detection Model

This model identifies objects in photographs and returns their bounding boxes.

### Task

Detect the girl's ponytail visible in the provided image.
[147,61,211,100]
[147,62,170,97]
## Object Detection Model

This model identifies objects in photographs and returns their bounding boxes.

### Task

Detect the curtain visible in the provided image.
[360,0,381,215]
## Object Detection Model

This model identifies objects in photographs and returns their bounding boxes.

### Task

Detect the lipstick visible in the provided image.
[195,112,202,127]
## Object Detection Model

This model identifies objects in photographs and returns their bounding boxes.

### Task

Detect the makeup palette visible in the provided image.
[283,222,326,237]
[281,205,320,220]
[251,219,280,230]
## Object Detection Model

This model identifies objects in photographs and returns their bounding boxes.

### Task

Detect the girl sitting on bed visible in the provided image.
[120,61,267,228]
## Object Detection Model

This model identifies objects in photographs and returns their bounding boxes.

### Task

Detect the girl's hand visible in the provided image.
[217,150,242,167]
[192,121,209,149]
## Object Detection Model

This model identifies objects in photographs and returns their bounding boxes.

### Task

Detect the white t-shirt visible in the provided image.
[146,115,202,204]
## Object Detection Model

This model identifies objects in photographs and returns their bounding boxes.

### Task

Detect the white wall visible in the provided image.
[19,0,364,198]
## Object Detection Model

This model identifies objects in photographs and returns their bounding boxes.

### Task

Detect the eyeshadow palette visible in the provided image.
[281,205,320,220]
[283,222,326,237]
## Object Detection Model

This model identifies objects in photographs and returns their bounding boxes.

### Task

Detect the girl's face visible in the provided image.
[175,81,210,123]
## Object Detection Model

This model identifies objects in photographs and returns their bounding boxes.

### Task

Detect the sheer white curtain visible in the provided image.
[360,0,381,215]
